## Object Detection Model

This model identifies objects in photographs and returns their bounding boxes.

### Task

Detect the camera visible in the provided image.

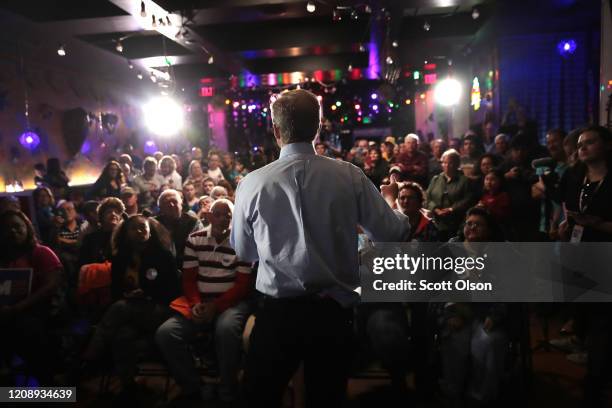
[530,157,559,191]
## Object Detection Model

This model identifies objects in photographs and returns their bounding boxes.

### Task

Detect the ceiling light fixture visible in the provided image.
[152,15,157,27]
[57,44,66,56]
[166,16,172,26]
[306,1,316,13]
[423,21,431,31]
[137,72,143,80]
[386,56,393,65]
[472,7,480,20]
[392,41,398,48]
[128,60,134,69]
[208,55,214,64]
[150,72,157,83]
[115,40,123,53]
[140,1,146,17]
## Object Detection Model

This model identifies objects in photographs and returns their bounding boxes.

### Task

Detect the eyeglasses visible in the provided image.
[465,221,485,229]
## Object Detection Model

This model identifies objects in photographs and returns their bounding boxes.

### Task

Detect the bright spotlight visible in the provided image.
[434,78,461,106]
[306,1,316,13]
[143,97,184,137]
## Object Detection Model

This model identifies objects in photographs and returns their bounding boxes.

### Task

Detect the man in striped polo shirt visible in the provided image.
[156,198,253,405]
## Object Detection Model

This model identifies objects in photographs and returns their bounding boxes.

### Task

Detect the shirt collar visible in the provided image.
[279,142,316,159]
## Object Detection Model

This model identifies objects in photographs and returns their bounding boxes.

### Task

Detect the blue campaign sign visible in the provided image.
[0,268,32,306]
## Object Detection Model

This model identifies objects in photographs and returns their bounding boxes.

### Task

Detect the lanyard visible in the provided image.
[579,176,604,213]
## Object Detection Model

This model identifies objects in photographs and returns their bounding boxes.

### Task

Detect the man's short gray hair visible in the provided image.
[270,89,321,144]
[158,189,182,207]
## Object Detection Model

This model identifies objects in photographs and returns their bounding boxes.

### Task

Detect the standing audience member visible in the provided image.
[89,161,125,200]
[364,146,390,188]
[33,186,56,245]
[426,149,475,241]
[43,158,70,199]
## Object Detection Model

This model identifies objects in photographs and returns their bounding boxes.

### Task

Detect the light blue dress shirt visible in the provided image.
[230,142,410,305]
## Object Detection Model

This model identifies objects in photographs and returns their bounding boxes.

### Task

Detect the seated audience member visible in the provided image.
[426,149,475,241]
[351,139,371,169]
[79,215,179,401]
[478,170,512,225]
[119,161,135,185]
[172,154,185,179]
[364,146,389,188]
[397,182,438,242]
[120,186,139,216]
[395,133,428,186]
[78,197,124,267]
[154,151,164,163]
[118,154,141,178]
[157,199,253,404]
[428,139,447,180]
[314,142,329,156]
[460,134,484,178]
[201,177,216,197]
[133,157,165,211]
[210,185,229,201]
[206,152,226,184]
[53,200,82,286]
[89,161,125,200]
[221,152,235,174]
[184,160,206,197]
[217,179,235,201]
[33,186,56,245]
[471,153,501,198]
[182,182,200,213]
[439,207,508,404]
[228,159,249,184]
[0,210,63,385]
[154,189,203,271]
[43,157,70,199]
[78,200,101,242]
[494,134,510,159]
[482,120,497,153]
[159,155,183,190]
[381,140,396,163]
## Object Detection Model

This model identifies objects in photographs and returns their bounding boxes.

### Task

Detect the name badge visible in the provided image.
[145,268,158,280]
[570,225,584,243]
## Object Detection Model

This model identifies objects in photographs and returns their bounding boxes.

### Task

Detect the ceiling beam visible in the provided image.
[108,0,243,73]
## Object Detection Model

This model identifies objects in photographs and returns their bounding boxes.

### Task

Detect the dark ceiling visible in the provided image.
[0,0,599,90]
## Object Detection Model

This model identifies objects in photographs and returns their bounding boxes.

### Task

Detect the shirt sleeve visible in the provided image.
[230,182,259,262]
[353,166,411,242]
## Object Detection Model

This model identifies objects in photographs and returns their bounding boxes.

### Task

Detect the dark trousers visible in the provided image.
[244,295,354,408]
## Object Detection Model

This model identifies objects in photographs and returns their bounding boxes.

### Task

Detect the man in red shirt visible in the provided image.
[395,133,429,186]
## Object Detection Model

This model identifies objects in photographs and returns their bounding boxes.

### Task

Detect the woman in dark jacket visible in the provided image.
[79,214,179,399]
[364,146,390,188]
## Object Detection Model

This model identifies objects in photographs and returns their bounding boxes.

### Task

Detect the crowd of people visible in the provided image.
[0,88,611,408]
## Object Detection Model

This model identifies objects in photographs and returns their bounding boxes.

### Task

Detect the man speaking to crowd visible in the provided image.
[231,89,410,408]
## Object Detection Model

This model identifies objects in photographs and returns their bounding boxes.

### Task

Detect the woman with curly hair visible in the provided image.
[89,161,126,200]
[78,214,179,401]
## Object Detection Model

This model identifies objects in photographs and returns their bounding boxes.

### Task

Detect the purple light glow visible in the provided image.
[371,93,378,100]
[557,39,577,56]
[19,131,40,150]
[144,140,157,155]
